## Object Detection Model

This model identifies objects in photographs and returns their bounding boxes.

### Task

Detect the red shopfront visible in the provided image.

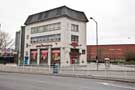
[40,49,48,64]
[30,48,61,65]
[30,49,37,64]
[70,49,80,64]
[51,49,60,64]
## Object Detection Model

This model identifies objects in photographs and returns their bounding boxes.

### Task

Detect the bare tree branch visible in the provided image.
[0,30,13,49]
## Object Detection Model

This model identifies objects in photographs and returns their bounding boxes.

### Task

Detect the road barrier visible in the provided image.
[0,63,135,82]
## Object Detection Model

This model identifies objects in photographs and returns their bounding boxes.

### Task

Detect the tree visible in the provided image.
[0,30,13,49]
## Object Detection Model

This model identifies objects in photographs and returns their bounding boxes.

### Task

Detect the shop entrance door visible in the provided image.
[70,49,79,64]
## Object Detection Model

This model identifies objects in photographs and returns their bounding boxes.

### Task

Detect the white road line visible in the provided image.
[99,82,135,90]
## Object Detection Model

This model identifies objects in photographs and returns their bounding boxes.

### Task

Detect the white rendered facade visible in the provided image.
[24,17,87,66]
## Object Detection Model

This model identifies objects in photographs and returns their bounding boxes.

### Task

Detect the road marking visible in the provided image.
[99,82,135,90]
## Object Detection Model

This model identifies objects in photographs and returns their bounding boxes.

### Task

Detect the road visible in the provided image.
[0,72,135,90]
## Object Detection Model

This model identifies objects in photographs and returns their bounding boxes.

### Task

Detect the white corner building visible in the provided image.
[23,6,88,66]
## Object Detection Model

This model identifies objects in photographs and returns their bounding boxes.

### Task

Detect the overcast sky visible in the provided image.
[0,0,135,45]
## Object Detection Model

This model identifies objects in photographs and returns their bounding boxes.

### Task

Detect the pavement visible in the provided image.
[0,72,135,90]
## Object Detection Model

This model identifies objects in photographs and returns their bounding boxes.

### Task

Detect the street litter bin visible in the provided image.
[53,63,59,74]
[104,58,110,69]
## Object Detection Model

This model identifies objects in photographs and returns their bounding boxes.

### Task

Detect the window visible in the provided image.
[82,50,85,54]
[43,25,48,32]
[71,24,79,32]
[55,34,61,41]
[48,24,54,31]
[54,23,60,30]
[38,26,44,33]
[31,27,38,34]
[31,34,61,44]
[26,43,28,48]
[43,36,47,42]
[26,35,29,39]
[71,35,79,42]
[31,40,33,43]
[31,22,61,34]
[38,38,42,43]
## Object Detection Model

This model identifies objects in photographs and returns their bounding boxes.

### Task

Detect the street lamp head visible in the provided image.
[90,17,97,24]
[90,17,93,19]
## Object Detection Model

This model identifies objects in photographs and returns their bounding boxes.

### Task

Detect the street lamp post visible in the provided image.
[90,17,99,70]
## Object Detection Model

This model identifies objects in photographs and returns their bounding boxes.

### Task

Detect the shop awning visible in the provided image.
[52,50,60,53]
[31,51,37,54]
[41,50,48,55]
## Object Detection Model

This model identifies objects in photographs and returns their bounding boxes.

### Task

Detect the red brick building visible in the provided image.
[87,44,135,62]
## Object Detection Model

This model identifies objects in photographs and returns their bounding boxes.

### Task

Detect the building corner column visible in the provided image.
[48,46,51,66]
[37,48,40,65]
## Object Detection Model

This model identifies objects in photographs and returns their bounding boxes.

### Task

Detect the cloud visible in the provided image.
[0,0,135,45]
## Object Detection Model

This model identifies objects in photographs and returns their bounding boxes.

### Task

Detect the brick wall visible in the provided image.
[87,44,135,61]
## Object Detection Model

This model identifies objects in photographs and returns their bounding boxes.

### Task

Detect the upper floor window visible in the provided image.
[31,34,61,44]
[71,35,79,42]
[31,22,61,34]
[26,43,29,48]
[26,35,29,39]
[31,27,38,34]
[54,23,60,30]
[71,24,79,32]
[82,50,85,54]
